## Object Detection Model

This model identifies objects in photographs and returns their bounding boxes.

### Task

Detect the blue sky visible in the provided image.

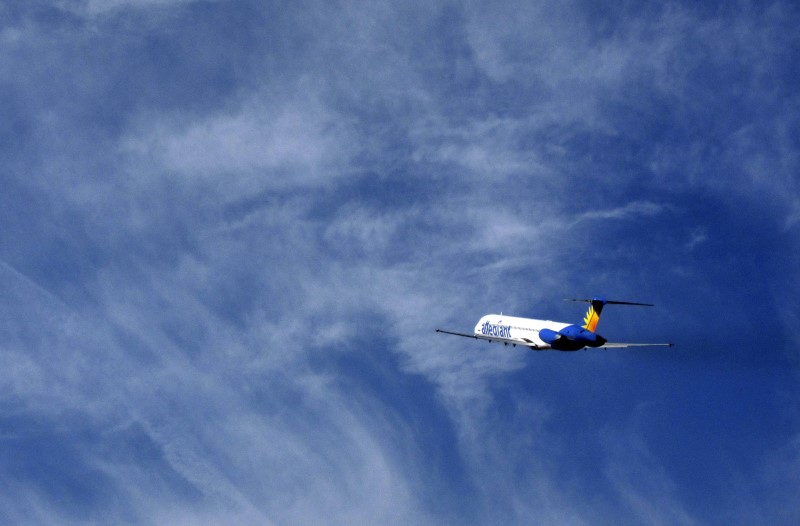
[1,0,799,524]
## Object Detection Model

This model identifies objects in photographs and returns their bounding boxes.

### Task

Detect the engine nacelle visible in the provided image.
[539,325,607,350]
[538,328,561,344]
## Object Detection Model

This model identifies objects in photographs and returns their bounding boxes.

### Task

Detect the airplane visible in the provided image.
[435,296,673,351]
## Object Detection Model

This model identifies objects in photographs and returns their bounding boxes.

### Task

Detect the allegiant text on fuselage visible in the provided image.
[480,321,511,338]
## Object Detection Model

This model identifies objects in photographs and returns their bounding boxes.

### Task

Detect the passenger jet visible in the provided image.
[436,297,673,351]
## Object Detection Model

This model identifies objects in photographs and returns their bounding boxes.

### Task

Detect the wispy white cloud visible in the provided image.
[121,92,358,200]
[601,426,699,526]
[59,0,227,16]
[410,115,549,178]
[0,256,444,524]
[575,201,665,222]
[685,227,708,250]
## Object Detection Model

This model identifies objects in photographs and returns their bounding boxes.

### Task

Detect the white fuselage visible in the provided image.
[473,314,570,349]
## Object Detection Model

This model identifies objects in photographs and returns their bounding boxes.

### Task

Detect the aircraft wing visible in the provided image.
[598,342,674,349]
[435,329,671,351]
[434,329,543,349]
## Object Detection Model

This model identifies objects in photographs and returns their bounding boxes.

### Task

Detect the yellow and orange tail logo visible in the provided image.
[582,305,601,332]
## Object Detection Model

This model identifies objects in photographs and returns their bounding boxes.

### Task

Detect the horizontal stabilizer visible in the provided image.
[566,298,654,307]
[599,342,674,349]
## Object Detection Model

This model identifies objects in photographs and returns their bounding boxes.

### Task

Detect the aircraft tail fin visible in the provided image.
[565,297,654,333]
